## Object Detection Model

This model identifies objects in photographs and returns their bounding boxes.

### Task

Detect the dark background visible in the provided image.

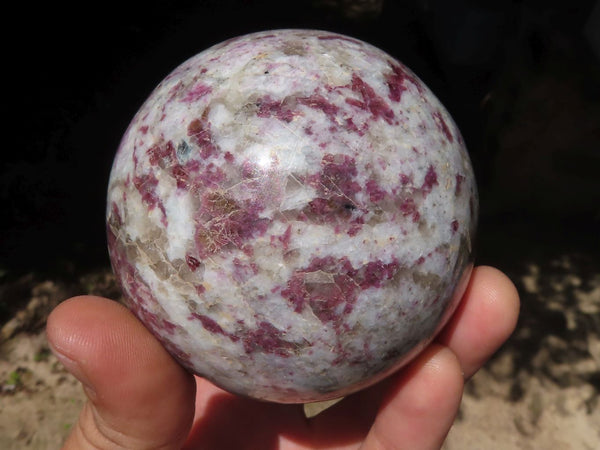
[2,0,599,282]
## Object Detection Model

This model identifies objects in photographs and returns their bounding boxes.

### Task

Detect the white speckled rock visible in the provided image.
[107,29,477,403]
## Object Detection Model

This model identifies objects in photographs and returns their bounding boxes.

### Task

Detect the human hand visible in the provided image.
[46,266,519,449]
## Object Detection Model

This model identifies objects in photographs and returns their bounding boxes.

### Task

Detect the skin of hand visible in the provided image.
[46,265,519,450]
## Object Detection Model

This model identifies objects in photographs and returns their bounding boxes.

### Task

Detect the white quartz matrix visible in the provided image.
[107,29,477,403]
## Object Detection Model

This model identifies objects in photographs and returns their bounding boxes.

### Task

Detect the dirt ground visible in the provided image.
[0,271,120,449]
[1,223,599,449]
[444,255,600,450]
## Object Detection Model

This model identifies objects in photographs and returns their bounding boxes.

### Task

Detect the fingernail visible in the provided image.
[49,344,97,399]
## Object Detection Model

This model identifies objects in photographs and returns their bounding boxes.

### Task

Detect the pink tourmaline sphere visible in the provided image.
[107,29,477,403]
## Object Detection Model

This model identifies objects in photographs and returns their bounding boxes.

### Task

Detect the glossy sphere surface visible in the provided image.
[107,29,477,403]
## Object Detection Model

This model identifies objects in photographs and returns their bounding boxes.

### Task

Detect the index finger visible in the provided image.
[436,265,520,379]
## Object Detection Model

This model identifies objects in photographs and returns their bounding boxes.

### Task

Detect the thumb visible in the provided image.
[46,296,196,449]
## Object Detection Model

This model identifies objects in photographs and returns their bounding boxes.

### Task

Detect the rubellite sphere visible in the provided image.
[106,29,478,403]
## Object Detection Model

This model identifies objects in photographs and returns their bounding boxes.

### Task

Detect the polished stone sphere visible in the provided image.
[107,29,477,403]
